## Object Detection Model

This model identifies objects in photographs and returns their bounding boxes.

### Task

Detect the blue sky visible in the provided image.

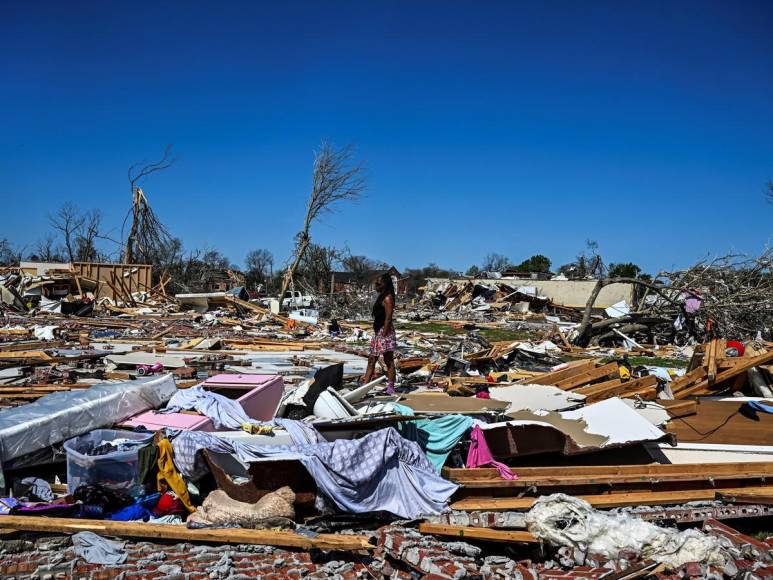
[2,1,772,274]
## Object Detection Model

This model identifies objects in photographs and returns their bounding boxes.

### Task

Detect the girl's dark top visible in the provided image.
[373,292,393,333]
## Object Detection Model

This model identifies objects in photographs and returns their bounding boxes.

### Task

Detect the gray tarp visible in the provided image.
[0,374,176,465]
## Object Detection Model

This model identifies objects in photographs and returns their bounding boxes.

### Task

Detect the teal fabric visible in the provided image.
[392,404,474,472]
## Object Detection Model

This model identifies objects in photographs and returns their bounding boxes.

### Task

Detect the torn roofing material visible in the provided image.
[479,397,672,458]
[489,383,585,412]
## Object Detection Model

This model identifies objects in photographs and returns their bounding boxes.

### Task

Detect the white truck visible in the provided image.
[281,290,315,309]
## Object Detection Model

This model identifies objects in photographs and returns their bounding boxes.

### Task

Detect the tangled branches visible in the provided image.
[574,250,773,346]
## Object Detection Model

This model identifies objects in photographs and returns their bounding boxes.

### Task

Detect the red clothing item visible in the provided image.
[153,492,187,516]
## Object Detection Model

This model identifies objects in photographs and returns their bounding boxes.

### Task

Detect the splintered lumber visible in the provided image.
[669,366,708,394]
[443,462,773,481]
[525,359,596,385]
[675,349,773,399]
[444,462,773,491]
[0,516,374,550]
[576,375,658,403]
[706,338,718,384]
[450,485,773,511]
[418,523,538,544]
[554,362,619,390]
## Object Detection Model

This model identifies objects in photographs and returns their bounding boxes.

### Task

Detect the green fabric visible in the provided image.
[393,404,474,472]
[137,442,159,487]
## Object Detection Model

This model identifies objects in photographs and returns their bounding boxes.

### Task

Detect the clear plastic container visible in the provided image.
[64,429,153,495]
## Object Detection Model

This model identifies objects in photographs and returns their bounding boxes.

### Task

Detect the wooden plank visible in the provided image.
[525,359,597,385]
[443,462,773,481]
[574,378,622,396]
[661,399,698,419]
[669,366,708,394]
[449,467,773,489]
[717,491,773,505]
[579,375,658,403]
[418,523,538,543]
[0,351,52,361]
[451,485,773,511]
[0,516,374,550]
[554,362,619,390]
[706,338,718,384]
[676,350,773,399]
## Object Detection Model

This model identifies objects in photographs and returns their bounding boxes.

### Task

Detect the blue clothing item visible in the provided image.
[107,504,152,522]
[72,531,127,565]
[746,400,773,414]
[171,427,458,519]
[137,492,162,509]
[391,404,474,472]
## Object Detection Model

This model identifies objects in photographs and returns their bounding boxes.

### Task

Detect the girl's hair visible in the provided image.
[378,272,396,297]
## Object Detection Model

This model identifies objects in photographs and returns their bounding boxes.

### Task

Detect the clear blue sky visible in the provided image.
[2,1,772,274]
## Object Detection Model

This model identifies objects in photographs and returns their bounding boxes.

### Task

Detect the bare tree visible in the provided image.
[33,235,65,262]
[342,254,388,288]
[559,240,605,279]
[481,253,510,273]
[299,244,344,293]
[245,249,274,291]
[50,202,85,262]
[0,238,23,266]
[75,209,102,261]
[278,142,366,302]
[123,145,176,264]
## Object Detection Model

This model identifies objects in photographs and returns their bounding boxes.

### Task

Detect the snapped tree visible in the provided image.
[123,146,176,264]
[278,142,365,303]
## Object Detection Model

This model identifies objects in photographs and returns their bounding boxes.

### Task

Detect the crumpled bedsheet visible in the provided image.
[162,385,255,430]
[172,427,458,519]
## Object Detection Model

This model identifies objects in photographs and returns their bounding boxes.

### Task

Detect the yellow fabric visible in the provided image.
[619,366,631,381]
[157,438,196,513]
[241,423,274,435]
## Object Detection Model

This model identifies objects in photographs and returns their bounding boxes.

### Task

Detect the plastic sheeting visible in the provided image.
[526,494,730,569]
[0,374,176,465]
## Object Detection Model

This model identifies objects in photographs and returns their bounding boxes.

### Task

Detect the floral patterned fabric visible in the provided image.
[370,329,397,356]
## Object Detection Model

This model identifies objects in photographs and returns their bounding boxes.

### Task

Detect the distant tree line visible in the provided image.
[461,241,650,281]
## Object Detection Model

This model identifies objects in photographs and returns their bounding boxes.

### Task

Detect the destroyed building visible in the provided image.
[1,255,772,579]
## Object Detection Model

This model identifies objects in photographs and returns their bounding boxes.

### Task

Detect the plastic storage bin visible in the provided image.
[64,429,153,495]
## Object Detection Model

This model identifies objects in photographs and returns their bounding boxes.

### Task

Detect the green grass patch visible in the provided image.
[601,355,688,368]
[478,328,532,342]
[395,322,532,343]
[395,321,466,335]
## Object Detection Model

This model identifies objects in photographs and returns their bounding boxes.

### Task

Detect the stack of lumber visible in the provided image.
[671,339,773,398]
[443,462,773,511]
[518,359,662,402]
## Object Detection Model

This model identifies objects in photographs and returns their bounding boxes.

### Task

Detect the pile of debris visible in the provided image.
[2,259,773,579]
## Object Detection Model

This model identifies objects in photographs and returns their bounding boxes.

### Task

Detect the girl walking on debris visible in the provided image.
[362,273,397,394]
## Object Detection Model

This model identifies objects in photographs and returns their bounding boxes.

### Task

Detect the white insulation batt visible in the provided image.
[526,494,732,570]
